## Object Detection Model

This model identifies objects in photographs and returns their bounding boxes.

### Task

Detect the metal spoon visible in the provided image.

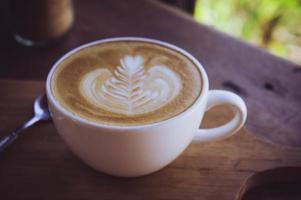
[0,94,51,152]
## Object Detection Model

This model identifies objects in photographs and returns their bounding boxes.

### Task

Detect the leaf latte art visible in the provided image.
[80,55,181,115]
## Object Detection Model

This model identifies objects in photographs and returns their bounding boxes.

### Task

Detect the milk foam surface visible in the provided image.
[51,41,202,125]
[80,55,181,115]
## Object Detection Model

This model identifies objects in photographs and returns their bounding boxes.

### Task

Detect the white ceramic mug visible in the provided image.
[46,37,247,177]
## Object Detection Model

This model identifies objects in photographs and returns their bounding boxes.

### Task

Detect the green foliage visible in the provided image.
[194,0,301,64]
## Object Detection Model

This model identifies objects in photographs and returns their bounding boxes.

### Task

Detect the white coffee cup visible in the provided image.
[46,37,247,177]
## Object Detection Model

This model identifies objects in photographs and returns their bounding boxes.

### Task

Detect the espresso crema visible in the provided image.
[51,40,202,125]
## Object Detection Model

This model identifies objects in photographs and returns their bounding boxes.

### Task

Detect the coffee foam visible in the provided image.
[51,41,202,125]
[80,55,181,115]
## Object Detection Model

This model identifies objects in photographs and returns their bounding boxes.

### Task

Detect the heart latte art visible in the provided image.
[80,55,181,115]
[51,41,202,125]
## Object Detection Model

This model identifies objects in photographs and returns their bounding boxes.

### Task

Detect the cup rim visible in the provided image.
[46,37,209,130]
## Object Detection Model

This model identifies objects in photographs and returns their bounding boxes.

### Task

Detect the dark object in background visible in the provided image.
[0,0,9,35]
[161,0,195,14]
[9,0,74,46]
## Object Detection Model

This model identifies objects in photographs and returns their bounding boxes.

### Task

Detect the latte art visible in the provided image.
[80,55,181,115]
[51,40,202,125]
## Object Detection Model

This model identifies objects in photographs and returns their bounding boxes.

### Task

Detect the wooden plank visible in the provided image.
[0,80,300,200]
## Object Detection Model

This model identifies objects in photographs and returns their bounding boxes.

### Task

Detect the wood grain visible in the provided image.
[0,80,301,200]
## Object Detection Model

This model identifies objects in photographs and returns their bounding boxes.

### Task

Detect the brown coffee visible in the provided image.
[51,40,202,125]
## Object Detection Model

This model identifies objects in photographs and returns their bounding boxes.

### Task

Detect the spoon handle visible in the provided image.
[0,117,40,153]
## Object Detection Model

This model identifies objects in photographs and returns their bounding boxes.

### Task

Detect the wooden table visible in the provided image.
[1,0,301,199]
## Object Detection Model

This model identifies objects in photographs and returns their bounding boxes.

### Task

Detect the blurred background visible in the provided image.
[1,0,300,65]
[163,0,301,65]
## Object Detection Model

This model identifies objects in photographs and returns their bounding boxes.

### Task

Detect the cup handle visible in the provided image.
[194,90,247,142]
